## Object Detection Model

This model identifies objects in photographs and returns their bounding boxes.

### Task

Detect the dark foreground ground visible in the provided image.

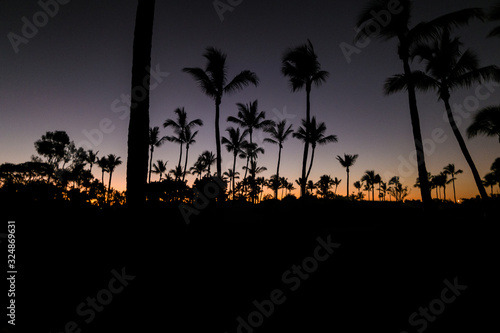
[3,198,499,332]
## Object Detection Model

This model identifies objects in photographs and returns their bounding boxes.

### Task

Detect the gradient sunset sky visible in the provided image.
[1,0,499,200]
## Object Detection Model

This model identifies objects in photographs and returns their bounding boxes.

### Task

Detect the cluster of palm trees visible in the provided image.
[414,164,464,203]
[95,152,122,200]
[483,157,500,195]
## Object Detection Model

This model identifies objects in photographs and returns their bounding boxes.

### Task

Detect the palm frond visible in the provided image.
[224,70,259,94]
[182,67,218,98]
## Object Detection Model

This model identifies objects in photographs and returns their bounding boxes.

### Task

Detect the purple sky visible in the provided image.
[1,0,499,199]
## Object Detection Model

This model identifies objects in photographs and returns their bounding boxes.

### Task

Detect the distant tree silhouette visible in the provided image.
[126,0,156,207]
[222,127,248,199]
[97,156,109,185]
[389,31,497,199]
[183,48,259,178]
[106,154,122,201]
[148,127,166,183]
[483,172,497,195]
[467,105,500,143]
[315,175,334,198]
[433,172,448,201]
[356,1,483,204]
[264,120,294,199]
[282,39,329,197]
[293,117,337,182]
[443,164,463,203]
[332,177,341,195]
[337,154,358,197]
[199,151,216,177]
[181,127,199,182]
[353,180,362,198]
[85,150,99,174]
[228,100,272,151]
[152,160,168,181]
[362,171,377,201]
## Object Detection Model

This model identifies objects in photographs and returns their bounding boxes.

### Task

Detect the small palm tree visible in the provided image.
[222,127,249,198]
[336,153,358,197]
[467,106,500,143]
[353,180,362,197]
[183,48,259,177]
[293,117,338,181]
[106,154,122,200]
[443,164,463,203]
[361,170,377,202]
[169,165,184,181]
[282,39,329,197]
[315,175,333,198]
[181,127,199,182]
[332,177,342,195]
[86,150,99,174]
[223,169,240,199]
[97,156,109,185]
[189,160,204,180]
[264,120,294,199]
[152,160,168,181]
[227,100,273,148]
[483,172,497,196]
[148,127,166,183]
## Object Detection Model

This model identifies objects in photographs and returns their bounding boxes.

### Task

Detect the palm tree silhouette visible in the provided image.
[152,160,168,181]
[164,107,203,179]
[336,153,358,197]
[199,151,216,177]
[467,106,500,143]
[362,170,377,202]
[389,31,497,199]
[315,175,334,198]
[106,154,122,201]
[264,120,294,199]
[332,177,341,195]
[483,172,497,196]
[222,127,249,198]
[126,0,156,207]
[433,172,448,201]
[353,180,362,197]
[293,117,337,181]
[488,2,500,38]
[183,48,259,178]
[148,127,166,183]
[282,39,329,197]
[85,150,98,174]
[181,127,199,182]
[227,100,272,150]
[355,0,483,204]
[443,164,463,203]
[97,156,108,185]
[223,169,240,199]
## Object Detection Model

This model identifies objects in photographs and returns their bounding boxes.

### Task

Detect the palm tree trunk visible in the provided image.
[232,153,237,200]
[300,84,312,197]
[176,143,183,180]
[346,168,349,198]
[400,47,432,204]
[101,170,105,185]
[215,98,222,178]
[452,178,457,203]
[148,146,154,183]
[108,171,113,202]
[443,98,488,199]
[126,0,155,208]
[275,145,282,199]
[305,146,315,180]
[182,145,189,182]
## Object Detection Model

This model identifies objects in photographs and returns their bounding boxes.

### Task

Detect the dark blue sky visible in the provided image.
[1,0,499,198]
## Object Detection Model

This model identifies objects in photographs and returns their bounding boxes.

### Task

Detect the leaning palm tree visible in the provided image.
[264,120,294,198]
[152,160,168,181]
[355,0,483,204]
[222,127,249,198]
[488,2,500,38]
[183,48,259,177]
[293,117,338,182]
[282,39,329,197]
[336,153,359,197]
[126,0,156,207]
[164,107,203,175]
[443,163,463,203]
[106,154,122,201]
[467,105,500,143]
[388,31,496,199]
[362,170,377,202]
[148,126,166,183]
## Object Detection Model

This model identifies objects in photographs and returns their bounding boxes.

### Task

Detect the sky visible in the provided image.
[1,0,499,200]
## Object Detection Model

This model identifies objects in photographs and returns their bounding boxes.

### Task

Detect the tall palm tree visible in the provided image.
[488,2,500,38]
[222,127,249,198]
[282,39,329,197]
[106,154,122,200]
[164,107,203,175]
[355,0,483,204]
[362,170,377,202]
[126,0,156,207]
[467,106,500,143]
[443,163,463,203]
[264,120,294,198]
[148,127,166,183]
[183,48,259,177]
[293,117,337,181]
[86,150,99,174]
[152,160,168,181]
[227,100,273,148]
[389,31,497,199]
[182,127,199,182]
[336,153,359,197]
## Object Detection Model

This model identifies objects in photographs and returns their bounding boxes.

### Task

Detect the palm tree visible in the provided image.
[355,1,483,204]
[353,180,362,197]
[148,127,166,183]
[336,153,359,197]
[227,100,273,149]
[388,176,401,201]
[315,175,334,198]
[293,117,337,182]
[467,106,500,143]
[97,156,109,185]
[189,159,204,180]
[443,164,463,203]
[183,48,259,177]
[86,150,99,174]
[264,120,294,198]
[242,160,267,202]
[488,2,500,38]
[222,127,249,198]
[223,169,240,199]
[433,172,448,201]
[374,173,382,201]
[199,151,216,177]
[169,165,184,181]
[380,181,388,201]
[126,0,156,207]
[483,172,497,196]
[239,143,264,184]
[331,177,342,195]
[181,127,199,182]
[152,160,168,181]
[390,31,497,199]
[282,39,329,197]
[164,107,203,176]
[306,180,316,195]
[106,154,122,200]
[361,170,377,201]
